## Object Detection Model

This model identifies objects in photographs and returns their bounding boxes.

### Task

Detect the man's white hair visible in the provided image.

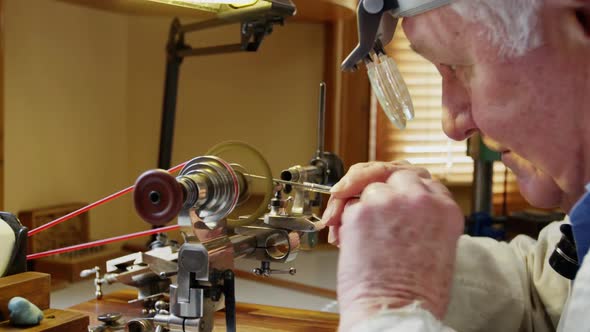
[450,0,543,57]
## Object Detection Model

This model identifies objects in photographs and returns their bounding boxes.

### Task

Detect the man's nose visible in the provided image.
[441,80,477,141]
[442,108,477,140]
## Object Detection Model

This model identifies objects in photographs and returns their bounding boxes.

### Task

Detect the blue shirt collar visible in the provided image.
[568,184,590,264]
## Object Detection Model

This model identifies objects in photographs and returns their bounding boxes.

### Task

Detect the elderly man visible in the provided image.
[321,0,590,331]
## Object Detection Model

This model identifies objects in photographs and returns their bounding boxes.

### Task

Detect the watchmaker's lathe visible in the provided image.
[82,84,344,332]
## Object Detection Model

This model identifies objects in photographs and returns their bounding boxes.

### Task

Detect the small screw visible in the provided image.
[155,300,169,312]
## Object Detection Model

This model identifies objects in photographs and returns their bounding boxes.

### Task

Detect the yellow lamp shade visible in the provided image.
[145,0,258,12]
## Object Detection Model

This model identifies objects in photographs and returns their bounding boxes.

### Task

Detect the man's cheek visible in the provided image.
[470,86,515,141]
[470,68,531,139]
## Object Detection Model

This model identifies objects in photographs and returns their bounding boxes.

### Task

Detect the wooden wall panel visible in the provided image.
[324,16,371,170]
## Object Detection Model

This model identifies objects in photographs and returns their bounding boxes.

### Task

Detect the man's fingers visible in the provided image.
[385,170,453,199]
[328,225,340,246]
[359,182,397,204]
[328,199,360,246]
[423,178,454,198]
[386,169,430,194]
[321,197,347,227]
[344,198,361,208]
[330,161,431,198]
[339,198,362,225]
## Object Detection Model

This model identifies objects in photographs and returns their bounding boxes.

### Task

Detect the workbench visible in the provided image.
[68,290,340,331]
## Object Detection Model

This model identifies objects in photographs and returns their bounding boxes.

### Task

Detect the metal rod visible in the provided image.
[229,234,258,258]
[472,159,494,215]
[317,82,326,159]
[243,173,358,197]
[176,44,244,58]
[158,42,183,170]
[245,173,328,192]
[223,270,237,332]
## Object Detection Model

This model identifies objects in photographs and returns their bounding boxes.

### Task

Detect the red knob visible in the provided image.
[133,169,184,226]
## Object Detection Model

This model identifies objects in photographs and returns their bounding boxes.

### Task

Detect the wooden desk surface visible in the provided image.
[69,290,339,331]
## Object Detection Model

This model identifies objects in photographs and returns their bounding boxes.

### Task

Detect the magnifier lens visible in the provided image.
[367,54,414,129]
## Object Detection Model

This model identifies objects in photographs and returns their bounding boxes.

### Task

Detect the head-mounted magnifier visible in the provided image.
[343,0,452,129]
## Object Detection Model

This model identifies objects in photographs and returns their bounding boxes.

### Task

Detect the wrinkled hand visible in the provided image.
[321,161,464,331]
[322,161,431,245]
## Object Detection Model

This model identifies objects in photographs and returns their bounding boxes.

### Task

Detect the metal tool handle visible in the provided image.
[80,266,100,278]
[80,266,104,300]
[317,82,327,159]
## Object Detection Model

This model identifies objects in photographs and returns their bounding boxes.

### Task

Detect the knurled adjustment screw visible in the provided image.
[98,312,122,325]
